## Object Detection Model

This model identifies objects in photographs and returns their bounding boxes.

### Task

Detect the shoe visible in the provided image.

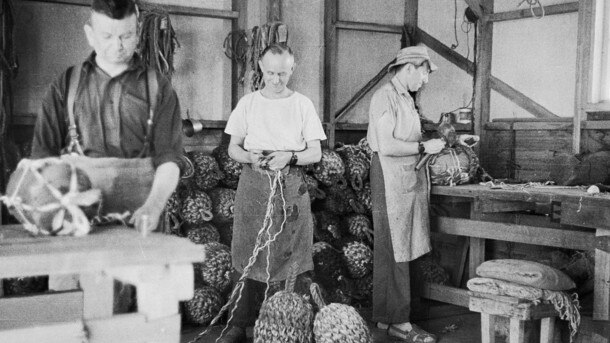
[387,323,437,343]
[216,326,247,343]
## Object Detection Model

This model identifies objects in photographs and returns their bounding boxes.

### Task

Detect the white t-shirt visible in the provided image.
[225,91,327,151]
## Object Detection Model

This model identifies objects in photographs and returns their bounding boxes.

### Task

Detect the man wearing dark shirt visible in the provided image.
[31,0,182,234]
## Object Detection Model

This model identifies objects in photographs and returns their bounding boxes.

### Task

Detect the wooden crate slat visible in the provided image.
[0,291,83,330]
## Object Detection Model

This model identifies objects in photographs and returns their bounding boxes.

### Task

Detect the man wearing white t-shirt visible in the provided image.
[222,44,326,342]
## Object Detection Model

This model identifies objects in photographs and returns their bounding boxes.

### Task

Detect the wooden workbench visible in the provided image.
[0,225,202,343]
[427,184,610,342]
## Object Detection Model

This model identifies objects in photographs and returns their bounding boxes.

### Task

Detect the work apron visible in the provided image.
[231,164,314,282]
[378,154,431,262]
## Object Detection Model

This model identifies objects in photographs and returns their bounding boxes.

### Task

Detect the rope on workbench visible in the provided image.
[478,180,586,190]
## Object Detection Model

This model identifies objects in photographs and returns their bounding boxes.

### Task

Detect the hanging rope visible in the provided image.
[518,0,545,19]
[136,2,179,76]
[187,169,290,343]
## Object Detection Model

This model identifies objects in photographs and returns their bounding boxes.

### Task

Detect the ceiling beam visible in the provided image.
[490,77,559,119]
[487,2,578,22]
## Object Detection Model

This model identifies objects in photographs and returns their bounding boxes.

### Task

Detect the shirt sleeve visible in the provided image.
[150,73,183,169]
[301,97,327,142]
[31,69,71,159]
[224,96,248,138]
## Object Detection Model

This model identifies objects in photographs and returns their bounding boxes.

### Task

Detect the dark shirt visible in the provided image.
[31,52,182,168]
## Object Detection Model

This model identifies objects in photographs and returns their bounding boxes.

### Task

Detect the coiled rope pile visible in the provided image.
[187,170,288,343]
[137,2,179,76]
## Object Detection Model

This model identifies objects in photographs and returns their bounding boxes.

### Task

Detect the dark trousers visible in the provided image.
[371,153,411,324]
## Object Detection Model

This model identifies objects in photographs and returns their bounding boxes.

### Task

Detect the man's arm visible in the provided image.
[265,140,322,171]
[375,113,444,157]
[228,135,263,165]
[131,73,183,234]
[129,161,180,235]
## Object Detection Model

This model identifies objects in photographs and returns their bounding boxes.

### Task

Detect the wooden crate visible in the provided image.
[0,225,201,343]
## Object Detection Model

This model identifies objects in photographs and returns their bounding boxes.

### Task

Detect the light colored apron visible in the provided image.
[377,92,431,263]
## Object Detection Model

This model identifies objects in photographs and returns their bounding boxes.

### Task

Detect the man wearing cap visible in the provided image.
[366,45,442,342]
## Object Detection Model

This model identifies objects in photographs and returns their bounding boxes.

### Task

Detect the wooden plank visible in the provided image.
[80,272,114,320]
[573,0,595,153]
[585,102,610,114]
[561,202,610,230]
[0,226,202,279]
[540,317,556,343]
[23,0,240,19]
[431,216,597,251]
[470,238,486,278]
[485,122,513,131]
[267,0,282,22]
[480,313,495,343]
[594,229,610,321]
[404,0,418,27]
[469,297,557,320]
[469,199,486,279]
[493,117,573,122]
[86,313,181,343]
[108,264,193,320]
[474,1,493,158]
[511,121,572,130]
[0,321,85,343]
[332,60,393,124]
[510,318,526,343]
[487,2,579,22]
[598,236,610,253]
[334,20,402,34]
[479,199,536,213]
[469,291,529,304]
[231,0,247,109]
[582,120,610,130]
[0,291,83,330]
[323,0,338,147]
[490,76,559,119]
[419,282,470,307]
[417,28,475,76]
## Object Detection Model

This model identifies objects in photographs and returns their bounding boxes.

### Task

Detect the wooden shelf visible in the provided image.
[22,0,239,20]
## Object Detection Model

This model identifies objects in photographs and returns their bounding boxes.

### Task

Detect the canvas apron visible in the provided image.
[378,95,431,263]
[231,164,314,282]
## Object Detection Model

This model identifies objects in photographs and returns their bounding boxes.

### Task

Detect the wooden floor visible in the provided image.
[180,306,483,343]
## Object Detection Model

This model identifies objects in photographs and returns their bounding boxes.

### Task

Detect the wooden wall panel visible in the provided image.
[483,128,573,181]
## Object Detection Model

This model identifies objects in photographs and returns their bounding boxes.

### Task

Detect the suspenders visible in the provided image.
[65,64,158,157]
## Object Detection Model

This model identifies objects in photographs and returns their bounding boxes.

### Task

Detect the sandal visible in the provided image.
[387,324,437,343]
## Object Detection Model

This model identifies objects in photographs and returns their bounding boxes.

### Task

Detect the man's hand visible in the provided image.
[423,139,445,154]
[266,151,292,171]
[130,202,163,237]
[458,134,480,147]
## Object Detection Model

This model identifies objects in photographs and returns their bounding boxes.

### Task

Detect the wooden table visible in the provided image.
[427,184,610,342]
[0,225,202,343]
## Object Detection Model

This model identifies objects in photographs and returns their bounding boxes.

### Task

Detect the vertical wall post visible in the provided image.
[473,0,493,167]
[323,0,338,148]
[573,0,594,153]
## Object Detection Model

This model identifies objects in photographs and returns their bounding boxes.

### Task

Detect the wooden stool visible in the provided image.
[469,292,558,343]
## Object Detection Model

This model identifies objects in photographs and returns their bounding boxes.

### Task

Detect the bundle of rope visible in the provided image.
[136,2,179,76]
[245,22,289,91]
[518,0,545,19]
[187,169,289,343]
[1,158,102,236]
